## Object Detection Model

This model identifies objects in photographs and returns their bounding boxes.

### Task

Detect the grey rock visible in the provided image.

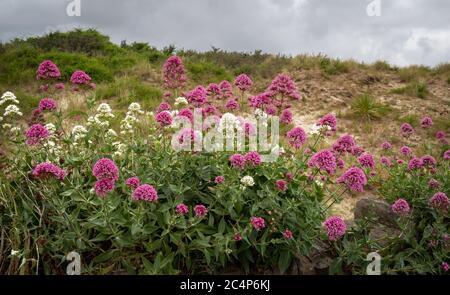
[354,197,398,227]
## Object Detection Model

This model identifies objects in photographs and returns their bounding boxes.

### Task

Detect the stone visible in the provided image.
[354,197,398,227]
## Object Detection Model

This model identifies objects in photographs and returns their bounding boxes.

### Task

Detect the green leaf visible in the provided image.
[278,250,292,274]
[93,250,115,263]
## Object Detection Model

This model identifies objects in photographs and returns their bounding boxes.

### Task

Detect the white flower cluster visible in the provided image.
[72,125,88,142]
[45,123,56,134]
[1,91,22,132]
[87,103,115,128]
[240,175,255,187]
[174,96,188,108]
[112,141,127,158]
[0,91,19,106]
[120,102,144,135]
[3,104,23,117]
[43,140,62,158]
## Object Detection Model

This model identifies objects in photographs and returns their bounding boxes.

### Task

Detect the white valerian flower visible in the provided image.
[112,141,127,157]
[2,123,12,129]
[43,140,62,157]
[0,91,19,106]
[72,125,88,141]
[97,103,114,116]
[174,96,188,107]
[10,126,21,134]
[128,102,144,115]
[45,123,56,134]
[3,104,23,117]
[240,175,255,187]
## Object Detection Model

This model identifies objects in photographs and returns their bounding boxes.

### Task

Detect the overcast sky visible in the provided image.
[1,0,449,66]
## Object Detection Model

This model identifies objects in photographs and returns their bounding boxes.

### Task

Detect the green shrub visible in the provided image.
[391,81,429,99]
[397,66,430,83]
[95,76,162,110]
[372,60,392,71]
[320,58,350,76]
[398,113,419,127]
[186,61,233,84]
[350,93,391,121]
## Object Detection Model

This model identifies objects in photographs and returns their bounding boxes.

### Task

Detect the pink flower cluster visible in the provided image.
[286,127,308,149]
[280,109,293,124]
[400,123,414,137]
[234,74,253,91]
[225,99,239,110]
[407,157,422,170]
[358,153,375,170]
[266,73,300,101]
[219,80,233,99]
[176,203,189,215]
[443,150,450,161]
[249,92,271,109]
[177,108,194,122]
[251,216,266,231]
[132,184,158,202]
[317,113,337,132]
[214,175,225,184]
[420,155,436,167]
[381,141,392,150]
[125,177,140,189]
[230,151,262,169]
[70,70,91,85]
[186,86,207,106]
[25,124,50,145]
[162,56,187,90]
[155,111,173,127]
[244,151,262,167]
[194,204,208,217]
[283,229,293,240]
[32,162,66,180]
[429,192,449,212]
[276,179,287,191]
[206,83,220,99]
[380,156,392,167]
[332,134,356,154]
[420,116,433,128]
[337,167,367,192]
[38,98,57,111]
[36,60,61,80]
[92,158,119,197]
[400,146,412,157]
[391,198,410,215]
[323,216,346,241]
[156,102,171,113]
[308,149,337,175]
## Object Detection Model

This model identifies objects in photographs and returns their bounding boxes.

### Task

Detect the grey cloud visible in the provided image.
[0,0,449,66]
